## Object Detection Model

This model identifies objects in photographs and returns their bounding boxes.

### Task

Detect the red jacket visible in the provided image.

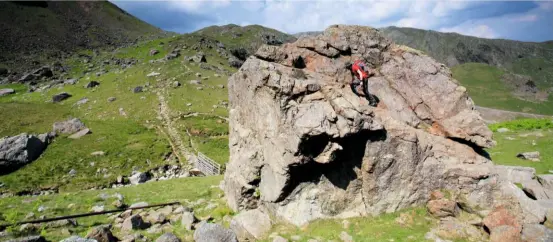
[351,60,370,80]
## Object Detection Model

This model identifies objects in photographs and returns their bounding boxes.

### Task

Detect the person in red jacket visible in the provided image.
[347,60,378,106]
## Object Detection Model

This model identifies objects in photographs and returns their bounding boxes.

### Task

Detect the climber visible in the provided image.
[346,60,378,106]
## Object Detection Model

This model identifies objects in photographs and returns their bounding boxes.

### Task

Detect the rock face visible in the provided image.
[223,25,499,226]
[0,133,52,174]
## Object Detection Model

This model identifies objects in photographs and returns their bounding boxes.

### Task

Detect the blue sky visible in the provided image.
[111,0,553,42]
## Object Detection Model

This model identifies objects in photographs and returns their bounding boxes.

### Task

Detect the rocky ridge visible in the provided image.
[223,25,553,241]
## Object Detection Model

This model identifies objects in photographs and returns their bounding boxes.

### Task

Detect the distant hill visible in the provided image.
[194,24,297,59]
[0,1,169,72]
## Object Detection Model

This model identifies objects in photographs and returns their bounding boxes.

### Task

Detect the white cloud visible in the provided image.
[440,24,497,39]
[167,0,231,13]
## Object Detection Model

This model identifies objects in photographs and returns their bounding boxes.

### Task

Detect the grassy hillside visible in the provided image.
[194,24,296,58]
[0,33,231,194]
[0,1,169,72]
[452,63,553,115]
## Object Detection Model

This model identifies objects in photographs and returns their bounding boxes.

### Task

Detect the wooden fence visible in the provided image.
[195,152,221,176]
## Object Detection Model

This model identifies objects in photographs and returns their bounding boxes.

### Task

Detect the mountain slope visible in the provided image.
[194,24,297,58]
[0,1,168,72]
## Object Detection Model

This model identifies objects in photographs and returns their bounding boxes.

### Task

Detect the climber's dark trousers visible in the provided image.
[352,78,377,106]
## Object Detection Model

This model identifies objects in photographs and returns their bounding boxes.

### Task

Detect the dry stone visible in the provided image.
[230,209,272,240]
[223,24,497,226]
[53,118,86,134]
[193,221,238,242]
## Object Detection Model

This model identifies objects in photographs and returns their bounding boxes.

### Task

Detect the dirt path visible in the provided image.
[155,89,196,164]
[476,106,552,123]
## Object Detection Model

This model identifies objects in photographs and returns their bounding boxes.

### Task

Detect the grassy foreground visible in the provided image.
[487,118,553,174]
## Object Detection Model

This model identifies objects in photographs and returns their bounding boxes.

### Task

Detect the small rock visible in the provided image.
[194,222,238,242]
[150,50,159,56]
[490,225,522,242]
[86,225,117,242]
[290,235,302,241]
[60,236,96,242]
[190,80,202,85]
[76,98,89,106]
[497,128,510,133]
[64,79,77,85]
[339,231,353,242]
[54,118,86,134]
[37,206,46,212]
[107,97,116,102]
[147,72,160,77]
[122,214,149,231]
[217,84,225,89]
[197,87,203,90]
[181,210,196,231]
[147,211,166,224]
[195,73,202,77]
[85,81,100,88]
[172,81,181,88]
[112,200,125,209]
[0,88,15,97]
[68,169,77,176]
[52,92,72,103]
[521,223,553,242]
[273,236,288,242]
[130,202,149,208]
[91,205,105,213]
[130,172,150,185]
[68,128,91,139]
[427,199,458,218]
[517,151,540,162]
[133,86,143,93]
[186,103,192,107]
[155,233,180,242]
[6,235,46,242]
[91,151,105,156]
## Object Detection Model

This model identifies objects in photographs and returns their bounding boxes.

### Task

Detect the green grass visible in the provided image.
[487,119,553,174]
[452,63,553,115]
[264,207,436,242]
[512,58,553,89]
[0,176,223,241]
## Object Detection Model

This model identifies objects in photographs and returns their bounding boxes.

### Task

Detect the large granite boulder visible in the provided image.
[0,133,53,174]
[223,25,500,226]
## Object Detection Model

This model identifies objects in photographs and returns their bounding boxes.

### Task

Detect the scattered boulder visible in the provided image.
[64,79,78,85]
[497,128,510,133]
[427,197,459,218]
[32,66,53,78]
[155,233,180,242]
[130,202,149,208]
[195,73,202,77]
[85,81,100,89]
[0,133,50,174]
[165,50,181,60]
[0,88,15,97]
[521,224,553,242]
[191,52,207,63]
[86,225,117,242]
[76,98,89,106]
[230,209,272,240]
[122,214,149,231]
[107,97,116,102]
[181,210,196,231]
[146,210,166,224]
[196,87,203,90]
[133,86,143,93]
[172,81,181,88]
[228,56,244,68]
[91,205,105,213]
[130,172,150,185]
[147,72,160,77]
[490,225,522,242]
[68,128,91,139]
[517,152,540,162]
[53,118,86,134]
[194,222,238,242]
[60,236,96,242]
[217,85,225,89]
[91,151,105,156]
[190,80,201,85]
[150,50,159,56]
[52,92,72,103]
[339,231,353,242]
